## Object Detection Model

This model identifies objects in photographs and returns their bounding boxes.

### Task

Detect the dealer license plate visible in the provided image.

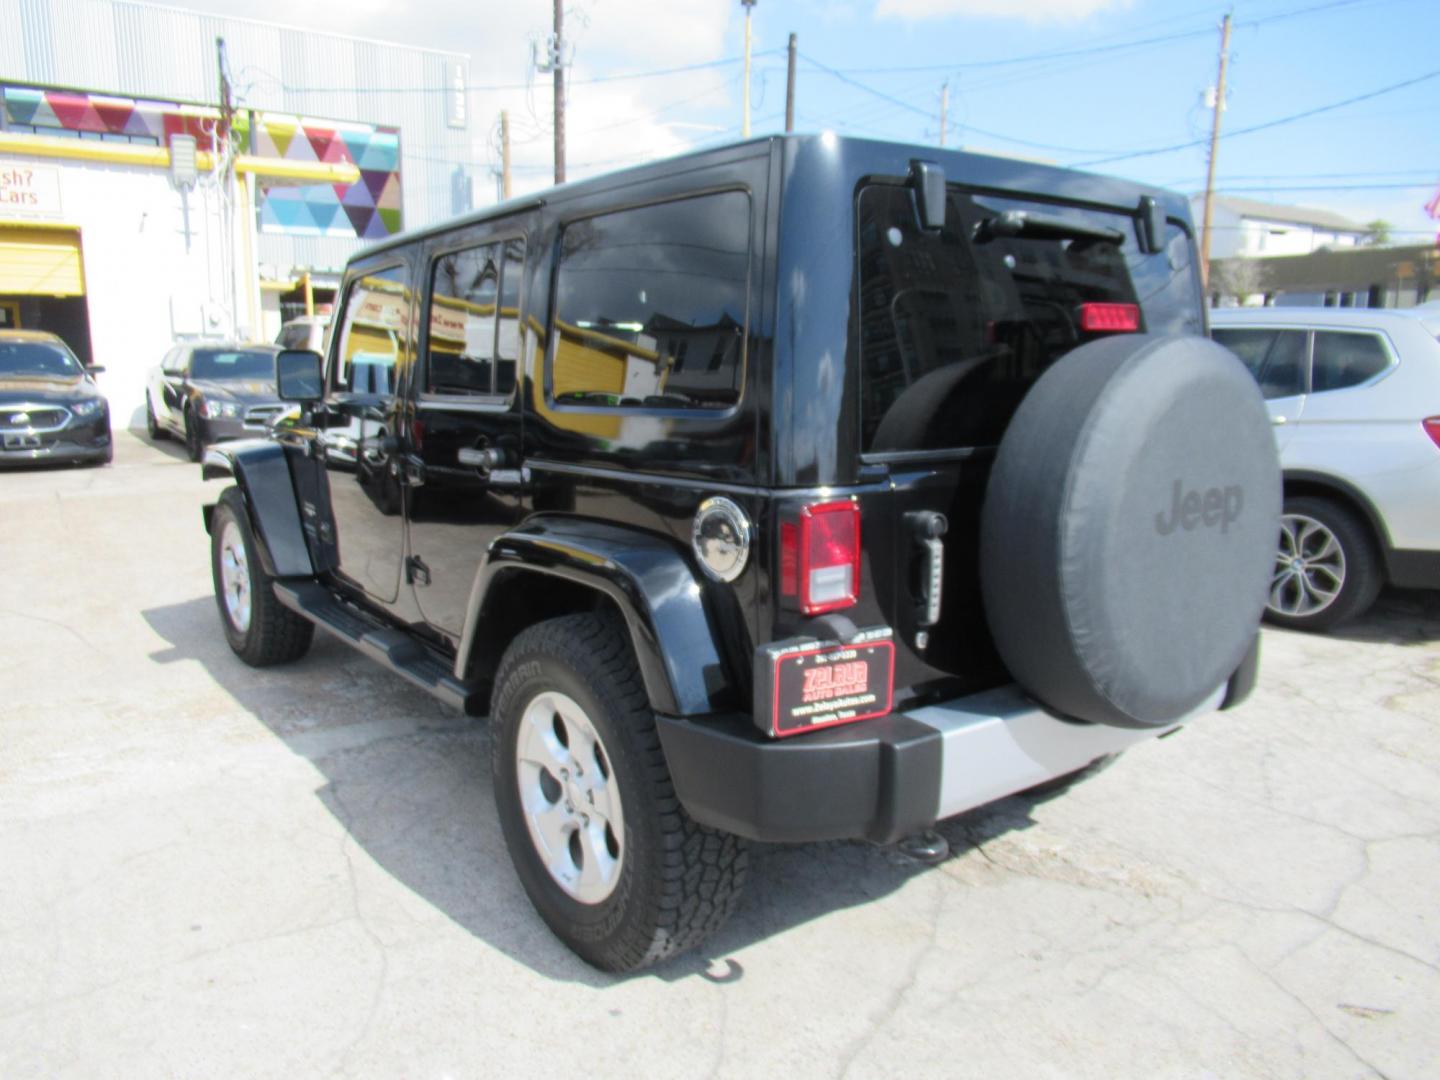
[763,639,895,738]
[3,434,41,450]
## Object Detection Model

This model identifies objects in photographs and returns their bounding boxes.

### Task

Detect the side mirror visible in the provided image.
[276,349,324,403]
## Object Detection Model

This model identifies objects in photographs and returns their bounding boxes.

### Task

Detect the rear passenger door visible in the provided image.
[1212,326,1310,451]
[405,222,533,639]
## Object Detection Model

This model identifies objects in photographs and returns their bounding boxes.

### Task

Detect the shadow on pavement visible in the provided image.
[141,595,1053,986]
[120,425,192,462]
[1325,587,1440,646]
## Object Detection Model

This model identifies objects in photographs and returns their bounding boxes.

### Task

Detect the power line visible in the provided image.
[1078,66,1440,167]
[273,51,782,96]
[814,0,1374,76]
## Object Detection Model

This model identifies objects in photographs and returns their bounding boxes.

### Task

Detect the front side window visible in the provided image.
[332,266,413,396]
[425,237,524,398]
[856,184,1198,452]
[1311,331,1391,393]
[550,191,750,410]
[1212,328,1307,399]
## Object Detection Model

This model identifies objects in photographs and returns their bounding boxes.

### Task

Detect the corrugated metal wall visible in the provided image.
[2,0,474,271]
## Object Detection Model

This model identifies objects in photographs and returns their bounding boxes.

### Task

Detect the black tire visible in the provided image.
[491,612,747,973]
[145,395,167,441]
[1265,495,1383,632]
[980,333,1281,729]
[184,407,203,462]
[210,486,314,666]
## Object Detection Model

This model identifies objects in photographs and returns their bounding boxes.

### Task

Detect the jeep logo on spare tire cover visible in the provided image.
[979,334,1281,729]
[1155,480,1244,536]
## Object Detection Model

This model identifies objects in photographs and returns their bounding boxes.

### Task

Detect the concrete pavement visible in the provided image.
[1,430,1437,1078]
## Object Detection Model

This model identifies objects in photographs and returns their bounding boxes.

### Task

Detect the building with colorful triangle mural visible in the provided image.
[3,85,404,241]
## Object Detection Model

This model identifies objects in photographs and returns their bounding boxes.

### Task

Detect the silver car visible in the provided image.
[1211,303,1440,630]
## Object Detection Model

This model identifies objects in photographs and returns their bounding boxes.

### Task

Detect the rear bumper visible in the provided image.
[658,682,1224,845]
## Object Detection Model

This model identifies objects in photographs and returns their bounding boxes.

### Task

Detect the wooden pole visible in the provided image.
[1200,13,1232,292]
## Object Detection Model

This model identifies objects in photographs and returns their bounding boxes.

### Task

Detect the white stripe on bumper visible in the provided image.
[908,685,1222,822]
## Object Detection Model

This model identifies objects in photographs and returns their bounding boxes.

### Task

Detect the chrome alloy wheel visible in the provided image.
[1271,512,1346,619]
[515,690,625,904]
[218,518,253,634]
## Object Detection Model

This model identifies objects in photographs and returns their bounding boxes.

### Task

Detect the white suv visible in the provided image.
[1211,304,1440,630]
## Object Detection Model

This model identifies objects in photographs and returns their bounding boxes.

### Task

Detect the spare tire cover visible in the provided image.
[979,333,1280,728]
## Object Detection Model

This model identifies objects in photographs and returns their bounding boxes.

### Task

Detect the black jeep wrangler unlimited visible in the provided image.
[202,135,1279,972]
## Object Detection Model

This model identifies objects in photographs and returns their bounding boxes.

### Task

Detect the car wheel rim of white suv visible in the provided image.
[1271,512,1345,619]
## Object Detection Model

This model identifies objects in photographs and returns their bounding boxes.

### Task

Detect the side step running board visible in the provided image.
[274,581,483,715]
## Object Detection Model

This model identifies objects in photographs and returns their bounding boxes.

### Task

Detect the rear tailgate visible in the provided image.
[852,180,1204,702]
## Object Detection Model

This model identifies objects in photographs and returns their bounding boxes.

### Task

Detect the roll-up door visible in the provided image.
[0,226,85,296]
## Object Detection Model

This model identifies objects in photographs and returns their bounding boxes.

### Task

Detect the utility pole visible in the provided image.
[500,110,512,199]
[1200,12,1232,292]
[938,81,948,148]
[741,0,757,138]
[553,0,566,184]
[785,32,796,133]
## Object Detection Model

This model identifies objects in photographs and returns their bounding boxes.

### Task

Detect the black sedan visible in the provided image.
[0,331,111,468]
[145,343,285,461]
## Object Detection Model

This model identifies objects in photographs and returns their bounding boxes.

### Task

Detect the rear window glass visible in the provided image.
[190,349,275,379]
[856,184,1199,453]
[1312,331,1391,392]
[549,191,749,410]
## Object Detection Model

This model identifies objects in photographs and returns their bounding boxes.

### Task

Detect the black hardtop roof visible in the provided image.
[350,133,1191,264]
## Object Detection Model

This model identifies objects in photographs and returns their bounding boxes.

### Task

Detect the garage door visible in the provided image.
[0,226,85,296]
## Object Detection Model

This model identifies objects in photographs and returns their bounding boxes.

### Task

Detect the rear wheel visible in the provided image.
[210,487,314,666]
[491,612,747,972]
[1266,495,1382,631]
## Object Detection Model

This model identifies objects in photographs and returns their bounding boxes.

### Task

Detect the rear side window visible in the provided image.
[549,191,749,410]
[1312,331,1391,393]
[425,238,524,398]
[1212,328,1307,399]
[856,184,1199,452]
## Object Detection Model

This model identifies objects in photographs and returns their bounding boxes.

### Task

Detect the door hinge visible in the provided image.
[406,555,432,587]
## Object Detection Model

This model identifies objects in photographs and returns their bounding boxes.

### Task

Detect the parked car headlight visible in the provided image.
[199,399,239,419]
[70,399,104,418]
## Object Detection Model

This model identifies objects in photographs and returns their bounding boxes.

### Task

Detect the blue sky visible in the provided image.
[202,0,1440,241]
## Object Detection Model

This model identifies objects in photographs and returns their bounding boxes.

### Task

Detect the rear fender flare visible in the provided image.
[201,442,313,579]
[462,518,732,717]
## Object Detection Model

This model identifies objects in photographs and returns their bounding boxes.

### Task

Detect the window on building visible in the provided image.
[1312,331,1391,393]
[332,265,412,396]
[550,191,750,410]
[1212,328,1308,399]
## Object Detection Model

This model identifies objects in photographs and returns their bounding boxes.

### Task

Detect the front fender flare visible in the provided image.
[463,518,733,717]
[201,441,313,579]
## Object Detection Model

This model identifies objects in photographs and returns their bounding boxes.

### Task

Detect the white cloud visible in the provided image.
[875,0,1134,23]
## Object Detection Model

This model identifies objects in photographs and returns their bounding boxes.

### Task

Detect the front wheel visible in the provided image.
[145,395,167,441]
[184,407,203,462]
[491,612,747,972]
[1266,495,1382,632]
[210,487,314,666]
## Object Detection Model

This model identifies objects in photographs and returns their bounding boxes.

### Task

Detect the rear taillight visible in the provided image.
[1078,302,1141,333]
[781,500,861,614]
[1423,417,1440,451]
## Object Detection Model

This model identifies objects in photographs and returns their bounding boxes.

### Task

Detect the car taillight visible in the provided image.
[781,500,861,614]
[1078,302,1141,333]
[1423,417,1440,451]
